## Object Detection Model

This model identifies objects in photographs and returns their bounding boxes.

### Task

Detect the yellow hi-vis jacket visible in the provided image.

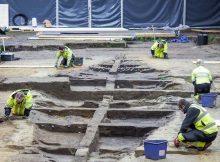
[151,40,168,58]
[55,46,73,66]
[191,66,212,84]
[6,89,33,116]
[191,104,218,135]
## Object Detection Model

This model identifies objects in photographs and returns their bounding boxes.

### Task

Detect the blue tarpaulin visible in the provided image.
[186,0,220,27]
[91,0,121,28]
[0,0,56,25]
[123,0,183,28]
[59,0,88,27]
[0,0,219,28]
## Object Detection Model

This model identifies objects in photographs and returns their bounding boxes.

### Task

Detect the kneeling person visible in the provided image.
[192,59,212,100]
[55,46,75,68]
[151,40,168,59]
[174,99,218,151]
[4,89,33,117]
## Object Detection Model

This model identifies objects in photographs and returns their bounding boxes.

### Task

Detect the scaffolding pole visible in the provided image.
[88,0,92,28]
[121,0,123,28]
[183,0,186,25]
[56,0,59,27]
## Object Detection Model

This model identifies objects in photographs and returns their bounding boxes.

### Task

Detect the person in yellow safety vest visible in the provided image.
[192,59,212,99]
[55,46,75,68]
[151,40,168,59]
[4,89,33,117]
[174,99,218,151]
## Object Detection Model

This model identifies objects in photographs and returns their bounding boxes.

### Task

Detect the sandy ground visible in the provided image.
[119,98,220,162]
[1,42,220,77]
[0,37,220,162]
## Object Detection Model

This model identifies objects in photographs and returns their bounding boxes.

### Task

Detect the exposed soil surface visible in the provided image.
[0,31,220,162]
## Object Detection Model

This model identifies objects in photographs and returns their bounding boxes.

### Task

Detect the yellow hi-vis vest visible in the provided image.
[55,46,73,66]
[6,89,33,116]
[191,104,218,135]
[191,66,212,84]
[151,41,168,58]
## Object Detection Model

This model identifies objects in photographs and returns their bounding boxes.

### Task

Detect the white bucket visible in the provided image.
[32,18,37,27]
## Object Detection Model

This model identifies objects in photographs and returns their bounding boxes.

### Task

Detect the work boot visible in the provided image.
[197,142,212,151]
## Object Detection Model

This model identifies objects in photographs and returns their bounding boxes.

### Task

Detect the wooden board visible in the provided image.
[192,61,220,64]
[136,32,176,37]
[38,35,133,38]
[191,29,220,33]
[28,37,123,40]
[0,65,54,68]
[0,36,10,39]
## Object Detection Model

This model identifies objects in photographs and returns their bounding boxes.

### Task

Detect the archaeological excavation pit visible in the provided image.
[0,56,192,162]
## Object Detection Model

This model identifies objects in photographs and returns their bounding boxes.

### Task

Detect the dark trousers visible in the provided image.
[194,83,211,95]
[182,129,217,143]
[60,55,75,66]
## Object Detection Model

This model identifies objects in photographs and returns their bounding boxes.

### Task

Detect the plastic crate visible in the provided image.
[74,57,83,66]
[1,52,14,61]
[144,140,168,160]
[201,93,218,108]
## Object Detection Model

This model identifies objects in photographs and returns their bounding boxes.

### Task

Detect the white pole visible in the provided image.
[152,25,155,42]
[88,0,92,28]
[183,0,186,25]
[56,0,59,27]
[121,0,123,28]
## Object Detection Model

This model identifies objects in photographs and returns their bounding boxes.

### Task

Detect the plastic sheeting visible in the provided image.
[0,0,219,28]
[123,0,183,28]
[59,0,88,27]
[186,0,220,27]
[91,0,121,28]
[0,0,56,26]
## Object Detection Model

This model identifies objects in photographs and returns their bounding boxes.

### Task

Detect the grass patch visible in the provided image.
[208,35,220,44]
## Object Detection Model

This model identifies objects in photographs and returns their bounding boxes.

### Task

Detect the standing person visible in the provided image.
[174,99,218,151]
[192,59,212,100]
[55,46,75,68]
[4,89,33,117]
[150,40,168,59]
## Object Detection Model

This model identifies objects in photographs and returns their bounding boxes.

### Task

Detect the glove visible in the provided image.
[24,108,31,117]
[4,107,11,117]
[151,50,155,56]
[173,137,180,148]
[54,64,58,68]
[164,53,168,59]
[210,80,213,85]
[192,81,195,85]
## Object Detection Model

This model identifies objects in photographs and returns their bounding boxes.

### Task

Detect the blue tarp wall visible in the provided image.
[0,0,56,25]
[186,0,220,27]
[0,0,220,28]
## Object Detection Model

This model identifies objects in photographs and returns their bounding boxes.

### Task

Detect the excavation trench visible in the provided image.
[0,57,192,162]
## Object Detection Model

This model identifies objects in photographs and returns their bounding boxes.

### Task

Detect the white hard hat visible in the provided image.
[196,59,203,66]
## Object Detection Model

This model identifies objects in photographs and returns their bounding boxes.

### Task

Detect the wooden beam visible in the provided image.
[191,29,220,33]
[0,65,54,68]
[192,61,220,64]
[136,33,176,37]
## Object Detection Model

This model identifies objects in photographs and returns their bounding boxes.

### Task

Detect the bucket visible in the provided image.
[200,93,218,108]
[32,18,37,27]
[144,140,168,160]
